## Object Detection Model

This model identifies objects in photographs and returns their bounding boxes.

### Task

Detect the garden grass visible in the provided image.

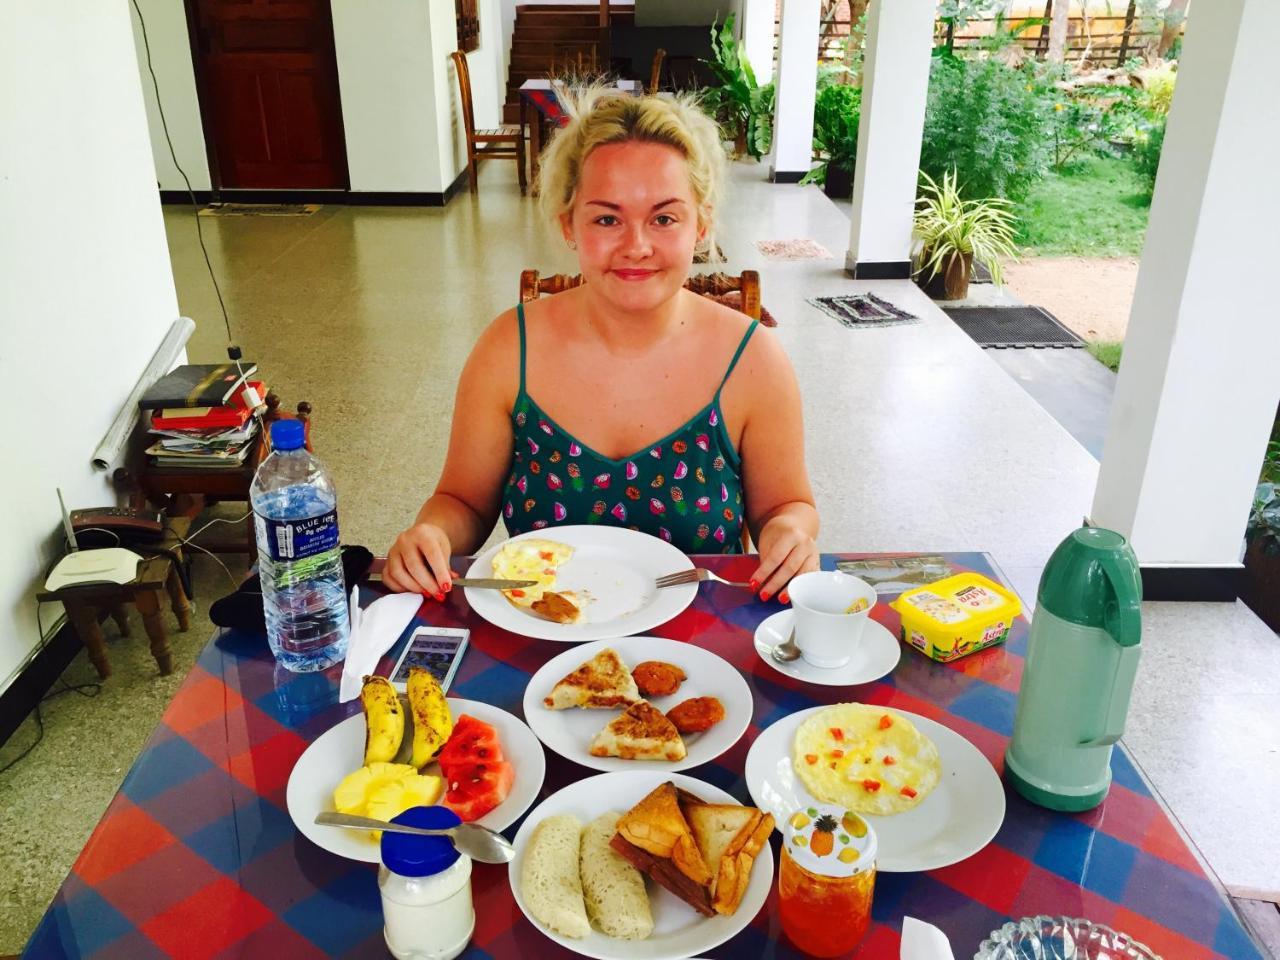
[1016,155,1151,258]
[1088,341,1124,372]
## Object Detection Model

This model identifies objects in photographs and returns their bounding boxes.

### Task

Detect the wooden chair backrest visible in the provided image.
[449,51,476,146]
[649,48,667,94]
[520,269,761,321]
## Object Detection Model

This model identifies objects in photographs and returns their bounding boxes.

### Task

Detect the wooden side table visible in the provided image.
[37,519,193,678]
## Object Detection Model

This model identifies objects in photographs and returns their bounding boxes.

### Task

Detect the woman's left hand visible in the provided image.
[750,515,819,602]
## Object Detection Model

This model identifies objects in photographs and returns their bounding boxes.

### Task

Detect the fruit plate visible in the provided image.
[522,636,752,774]
[510,770,773,960]
[743,705,1005,873]
[464,526,698,643]
[286,698,545,863]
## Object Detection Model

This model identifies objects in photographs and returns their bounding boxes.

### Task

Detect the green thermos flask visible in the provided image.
[1005,527,1142,812]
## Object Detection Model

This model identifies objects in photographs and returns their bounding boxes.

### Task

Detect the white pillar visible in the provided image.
[769,0,819,181]
[845,0,935,278]
[1091,0,1280,594]
[740,0,776,87]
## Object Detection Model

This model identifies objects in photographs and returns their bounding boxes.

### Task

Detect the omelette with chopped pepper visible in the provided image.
[792,704,941,816]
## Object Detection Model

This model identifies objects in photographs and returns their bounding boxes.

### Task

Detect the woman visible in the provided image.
[385,91,818,603]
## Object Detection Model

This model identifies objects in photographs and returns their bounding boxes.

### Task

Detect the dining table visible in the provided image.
[519,78,643,187]
[24,551,1264,959]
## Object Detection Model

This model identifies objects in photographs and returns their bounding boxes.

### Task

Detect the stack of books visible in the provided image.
[139,362,267,471]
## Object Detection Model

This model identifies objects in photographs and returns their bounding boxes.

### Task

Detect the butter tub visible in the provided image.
[890,573,1021,662]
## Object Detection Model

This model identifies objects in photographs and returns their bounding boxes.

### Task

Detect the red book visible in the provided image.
[150,380,265,430]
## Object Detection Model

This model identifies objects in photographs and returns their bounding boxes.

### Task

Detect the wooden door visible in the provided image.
[189,0,348,190]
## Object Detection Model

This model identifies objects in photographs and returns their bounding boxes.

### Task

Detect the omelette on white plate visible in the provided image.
[792,703,941,816]
[491,538,581,622]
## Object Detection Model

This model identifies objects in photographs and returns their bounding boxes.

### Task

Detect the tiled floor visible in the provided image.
[1,160,1277,953]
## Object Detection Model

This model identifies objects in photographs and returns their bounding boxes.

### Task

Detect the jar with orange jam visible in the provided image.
[778,803,877,957]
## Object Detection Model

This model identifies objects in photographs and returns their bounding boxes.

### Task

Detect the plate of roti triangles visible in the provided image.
[523,637,752,774]
[464,526,698,642]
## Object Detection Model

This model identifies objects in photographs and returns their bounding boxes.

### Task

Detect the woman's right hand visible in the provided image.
[384,523,456,600]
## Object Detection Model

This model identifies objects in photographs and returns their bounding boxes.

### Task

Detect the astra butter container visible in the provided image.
[890,573,1022,663]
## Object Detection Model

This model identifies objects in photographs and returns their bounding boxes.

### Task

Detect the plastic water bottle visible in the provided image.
[250,419,350,672]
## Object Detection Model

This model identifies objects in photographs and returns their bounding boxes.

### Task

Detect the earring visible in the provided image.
[567,240,577,250]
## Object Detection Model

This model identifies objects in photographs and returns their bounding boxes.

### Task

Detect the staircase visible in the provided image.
[502,4,636,125]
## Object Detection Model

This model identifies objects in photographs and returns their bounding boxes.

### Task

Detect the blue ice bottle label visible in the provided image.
[255,509,339,562]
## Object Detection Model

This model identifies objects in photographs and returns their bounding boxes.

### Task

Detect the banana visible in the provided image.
[407,667,454,769]
[361,675,405,765]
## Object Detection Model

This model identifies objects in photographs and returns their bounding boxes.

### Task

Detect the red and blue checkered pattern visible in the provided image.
[25,554,1263,959]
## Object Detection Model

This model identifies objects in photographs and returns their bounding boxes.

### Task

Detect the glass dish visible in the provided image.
[975,916,1161,960]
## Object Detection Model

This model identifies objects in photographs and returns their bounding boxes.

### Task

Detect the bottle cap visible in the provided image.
[270,419,305,451]
[783,803,876,878]
[380,806,463,878]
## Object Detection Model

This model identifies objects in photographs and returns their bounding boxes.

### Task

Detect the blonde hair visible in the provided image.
[537,87,727,261]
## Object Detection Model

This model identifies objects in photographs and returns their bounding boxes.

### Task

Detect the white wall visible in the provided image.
[131,0,210,192]
[0,4,182,693]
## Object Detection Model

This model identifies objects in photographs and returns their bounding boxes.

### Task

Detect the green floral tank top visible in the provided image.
[502,304,758,554]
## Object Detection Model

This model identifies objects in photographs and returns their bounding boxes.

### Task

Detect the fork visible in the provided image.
[655,568,753,589]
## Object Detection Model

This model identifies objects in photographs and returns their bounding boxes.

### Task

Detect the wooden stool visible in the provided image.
[37,518,193,678]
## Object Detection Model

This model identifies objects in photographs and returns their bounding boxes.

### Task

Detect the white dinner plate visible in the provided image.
[510,771,773,960]
[523,637,752,774]
[744,705,1005,872]
[286,698,545,863]
[464,526,698,642]
[753,610,901,687]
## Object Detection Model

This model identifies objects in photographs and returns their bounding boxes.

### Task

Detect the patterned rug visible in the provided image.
[755,238,834,261]
[808,293,919,329]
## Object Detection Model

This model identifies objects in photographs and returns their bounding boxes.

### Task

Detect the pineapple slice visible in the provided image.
[333,762,416,817]
[365,774,444,840]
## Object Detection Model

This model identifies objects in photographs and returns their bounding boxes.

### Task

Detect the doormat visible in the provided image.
[199,204,321,217]
[808,293,919,329]
[942,305,1084,348]
[755,238,833,261]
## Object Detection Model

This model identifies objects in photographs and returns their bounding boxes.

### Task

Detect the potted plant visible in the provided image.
[1242,438,1280,632]
[700,15,774,160]
[802,82,860,198]
[913,168,1018,301]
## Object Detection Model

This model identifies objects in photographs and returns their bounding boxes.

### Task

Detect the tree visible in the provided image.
[1046,0,1070,63]
[1159,0,1189,58]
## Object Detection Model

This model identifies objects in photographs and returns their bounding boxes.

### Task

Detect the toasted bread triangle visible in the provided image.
[543,648,641,709]
[589,702,687,762]
[682,799,774,916]
[615,781,710,887]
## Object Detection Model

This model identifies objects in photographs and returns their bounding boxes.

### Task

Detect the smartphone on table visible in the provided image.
[388,627,469,693]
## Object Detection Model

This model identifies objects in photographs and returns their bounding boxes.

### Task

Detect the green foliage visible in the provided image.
[1130,117,1165,197]
[1247,483,1280,556]
[801,84,861,185]
[1139,63,1177,115]
[914,168,1020,285]
[700,14,774,159]
[919,56,1050,202]
[1015,155,1151,257]
[1046,82,1143,171]
[1087,341,1124,372]
[936,0,1007,48]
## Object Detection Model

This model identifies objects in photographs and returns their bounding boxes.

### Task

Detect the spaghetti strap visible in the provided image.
[516,302,528,398]
[716,320,759,396]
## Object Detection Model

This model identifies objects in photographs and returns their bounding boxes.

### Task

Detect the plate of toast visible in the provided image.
[511,772,774,959]
[523,637,752,774]
[463,526,698,642]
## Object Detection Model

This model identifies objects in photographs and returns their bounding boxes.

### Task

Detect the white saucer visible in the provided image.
[752,610,900,686]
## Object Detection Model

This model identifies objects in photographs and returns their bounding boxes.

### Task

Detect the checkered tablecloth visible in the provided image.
[25,554,1262,959]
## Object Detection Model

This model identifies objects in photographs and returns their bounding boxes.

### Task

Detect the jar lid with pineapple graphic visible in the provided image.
[784,803,878,878]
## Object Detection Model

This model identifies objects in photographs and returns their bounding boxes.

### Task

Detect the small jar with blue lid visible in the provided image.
[378,806,474,960]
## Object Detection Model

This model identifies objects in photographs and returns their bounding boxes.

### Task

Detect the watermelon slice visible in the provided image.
[442,759,515,822]
[439,715,505,771]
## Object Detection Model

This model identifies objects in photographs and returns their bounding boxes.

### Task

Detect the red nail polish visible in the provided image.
[434,592,445,602]
[442,581,452,593]
[780,590,790,605]
[759,591,771,602]
[749,579,760,593]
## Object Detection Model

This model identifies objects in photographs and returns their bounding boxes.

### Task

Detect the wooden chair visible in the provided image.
[519,269,763,553]
[649,48,667,95]
[450,51,527,195]
[520,269,761,321]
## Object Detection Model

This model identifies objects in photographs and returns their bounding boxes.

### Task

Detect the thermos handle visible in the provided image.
[1080,551,1143,747]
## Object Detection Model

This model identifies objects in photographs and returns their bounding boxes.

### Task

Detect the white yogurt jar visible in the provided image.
[378,806,474,960]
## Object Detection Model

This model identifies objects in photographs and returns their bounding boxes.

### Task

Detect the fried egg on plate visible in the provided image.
[792,703,941,816]
[491,538,574,607]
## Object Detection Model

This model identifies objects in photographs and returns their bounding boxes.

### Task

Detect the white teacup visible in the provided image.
[787,571,878,668]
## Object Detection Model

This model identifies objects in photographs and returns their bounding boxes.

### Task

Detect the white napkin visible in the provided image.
[338,587,424,703]
[901,917,956,960]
